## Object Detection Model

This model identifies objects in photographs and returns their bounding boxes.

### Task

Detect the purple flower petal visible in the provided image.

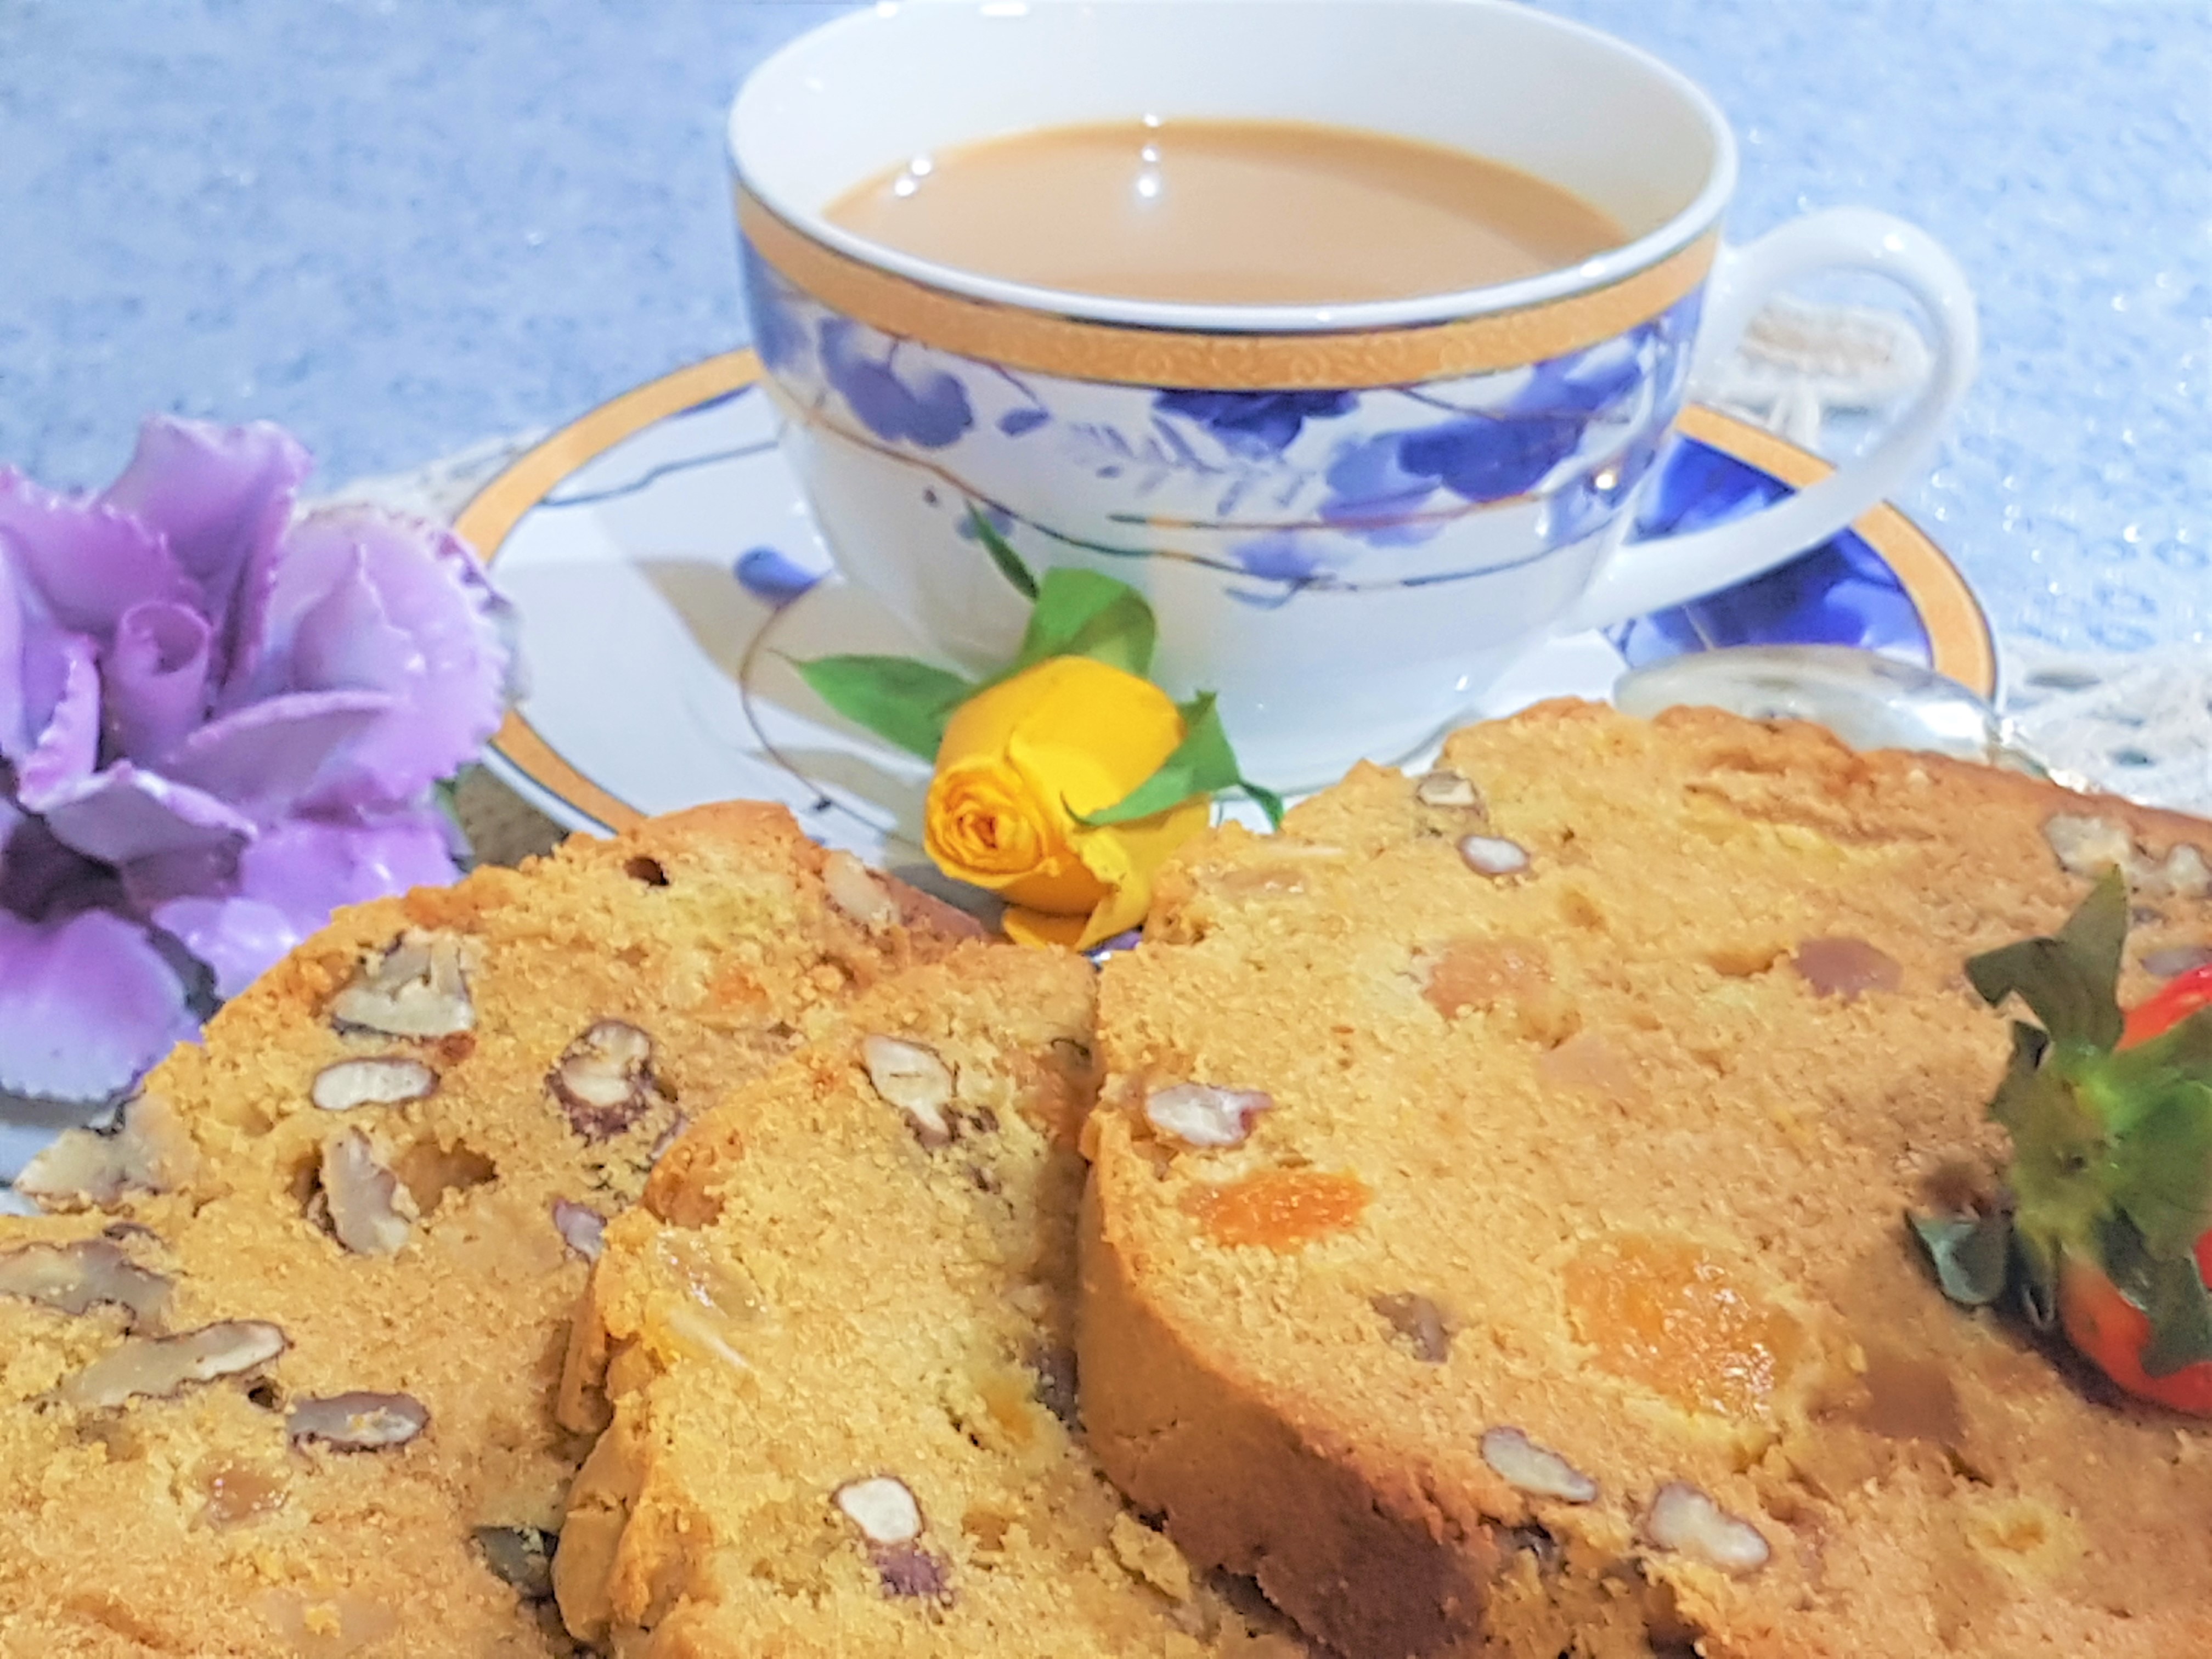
[33,763,256,867]
[0,558,26,760]
[100,419,312,654]
[159,687,396,820]
[0,467,193,635]
[0,558,83,768]
[0,802,125,924]
[228,507,509,806]
[104,600,214,765]
[11,636,101,810]
[116,840,241,914]
[150,811,458,997]
[0,907,196,1102]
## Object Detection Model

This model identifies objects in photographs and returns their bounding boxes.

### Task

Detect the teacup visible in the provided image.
[729,0,1977,788]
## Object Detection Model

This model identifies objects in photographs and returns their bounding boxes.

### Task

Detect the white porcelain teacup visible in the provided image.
[729,0,1977,788]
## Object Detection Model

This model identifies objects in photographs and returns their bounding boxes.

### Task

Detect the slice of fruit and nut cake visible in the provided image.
[1082,701,2212,1659]
[554,943,1305,1659]
[0,803,979,1657]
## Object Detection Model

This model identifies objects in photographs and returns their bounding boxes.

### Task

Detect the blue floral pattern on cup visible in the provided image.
[743,239,1704,605]
[1150,390,1359,459]
[817,319,974,449]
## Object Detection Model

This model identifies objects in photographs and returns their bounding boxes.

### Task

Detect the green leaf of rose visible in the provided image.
[1012,568,1156,678]
[1076,692,1284,830]
[968,504,1039,601]
[793,655,973,762]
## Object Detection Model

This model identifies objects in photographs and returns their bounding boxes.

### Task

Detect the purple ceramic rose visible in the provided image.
[0,417,511,1105]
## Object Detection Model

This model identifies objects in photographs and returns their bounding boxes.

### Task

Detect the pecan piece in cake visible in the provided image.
[1372,1293,1454,1364]
[315,1130,418,1256]
[552,1199,607,1261]
[860,1036,956,1148]
[15,1091,199,1210]
[0,1239,171,1328]
[331,932,475,1038]
[58,1321,287,1410]
[834,1477,953,1603]
[823,849,901,930]
[475,1526,557,1600]
[311,1057,437,1111]
[1415,768,1486,811]
[548,1021,669,1142]
[289,1391,430,1450]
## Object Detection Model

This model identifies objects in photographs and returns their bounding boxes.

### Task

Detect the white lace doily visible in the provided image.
[1999,641,2212,818]
[329,307,2210,821]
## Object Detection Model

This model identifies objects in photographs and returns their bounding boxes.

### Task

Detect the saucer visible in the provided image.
[454,352,1993,866]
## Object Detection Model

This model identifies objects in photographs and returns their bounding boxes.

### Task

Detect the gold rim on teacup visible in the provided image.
[735,187,1721,391]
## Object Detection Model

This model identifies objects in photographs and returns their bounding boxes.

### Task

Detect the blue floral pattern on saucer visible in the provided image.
[1610,435,1930,668]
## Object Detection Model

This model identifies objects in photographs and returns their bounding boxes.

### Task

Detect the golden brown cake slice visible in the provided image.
[553,943,1302,1659]
[0,804,978,1657]
[1081,701,2212,1659]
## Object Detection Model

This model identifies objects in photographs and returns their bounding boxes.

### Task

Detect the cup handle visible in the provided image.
[1554,207,1979,635]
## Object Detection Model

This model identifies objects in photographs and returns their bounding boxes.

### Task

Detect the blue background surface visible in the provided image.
[2,0,2207,654]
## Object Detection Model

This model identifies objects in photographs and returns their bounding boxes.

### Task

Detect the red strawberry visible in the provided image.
[2123,962,2212,1050]
[1914,871,2212,1413]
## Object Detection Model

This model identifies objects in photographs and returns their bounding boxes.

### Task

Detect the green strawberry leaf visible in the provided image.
[968,504,1039,601]
[1908,1209,2014,1307]
[793,654,973,761]
[2103,1077,2212,1261]
[2013,1230,2061,1330]
[1990,1026,2109,1273]
[1985,1020,2067,1159]
[1075,693,1284,830]
[1012,568,1156,678]
[2094,1210,2212,1376]
[1966,870,2127,1051]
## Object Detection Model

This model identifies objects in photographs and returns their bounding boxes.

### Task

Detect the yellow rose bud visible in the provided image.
[923,656,1210,950]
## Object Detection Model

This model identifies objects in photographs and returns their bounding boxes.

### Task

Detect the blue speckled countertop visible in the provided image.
[2,0,2207,654]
